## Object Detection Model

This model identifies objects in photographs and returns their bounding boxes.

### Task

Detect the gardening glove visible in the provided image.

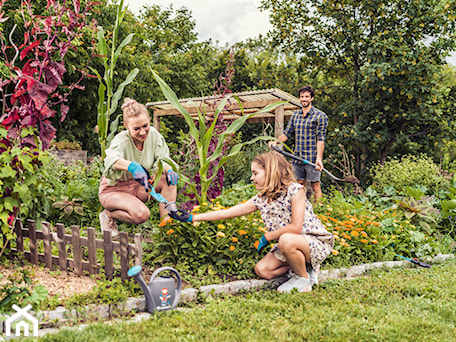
[257,234,269,254]
[166,169,179,186]
[128,161,151,192]
[168,208,193,223]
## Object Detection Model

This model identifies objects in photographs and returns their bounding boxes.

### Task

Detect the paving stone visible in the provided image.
[181,288,198,302]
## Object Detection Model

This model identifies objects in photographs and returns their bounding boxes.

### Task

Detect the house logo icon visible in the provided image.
[5,304,39,337]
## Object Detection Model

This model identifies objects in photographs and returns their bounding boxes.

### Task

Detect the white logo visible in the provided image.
[5,304,39,337]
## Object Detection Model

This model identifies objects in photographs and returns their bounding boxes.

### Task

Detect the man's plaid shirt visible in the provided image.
[283,106,328,164]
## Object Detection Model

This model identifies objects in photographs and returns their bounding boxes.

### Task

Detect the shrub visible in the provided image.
[370,154,449,195]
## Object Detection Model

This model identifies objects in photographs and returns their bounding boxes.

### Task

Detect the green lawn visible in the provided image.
[30,259,456,342]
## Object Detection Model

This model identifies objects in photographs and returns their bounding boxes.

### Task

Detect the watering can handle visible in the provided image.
[150,266,182,309]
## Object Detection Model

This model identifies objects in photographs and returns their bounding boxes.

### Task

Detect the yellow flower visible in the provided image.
[192,205,200,212]
[333,235,339,240]
[258,227,266,232]
[232,237,238,242]
[332,249,339,255]
[217,224,226,229]
[238,230,247,235]
[202,202,208,206]
[193,221,200,227]
[217,231,226,238]
[230,246,235,251]
[350,230,359,237]
[166,229,175,235]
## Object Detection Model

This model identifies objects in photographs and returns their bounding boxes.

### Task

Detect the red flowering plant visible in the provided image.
[0,0,97,257]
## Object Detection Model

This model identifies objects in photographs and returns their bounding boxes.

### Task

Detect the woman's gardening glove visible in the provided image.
[128,161,151,192]
[257,234,270,254]
[166,169,179,186]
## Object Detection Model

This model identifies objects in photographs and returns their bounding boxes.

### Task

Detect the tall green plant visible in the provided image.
[152,70,285,205]
[93,0,139,159]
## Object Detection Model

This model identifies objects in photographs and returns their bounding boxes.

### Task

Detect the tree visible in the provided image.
[261,0,456,177]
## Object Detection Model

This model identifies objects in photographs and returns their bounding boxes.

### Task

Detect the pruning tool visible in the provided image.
[395,253,432,268]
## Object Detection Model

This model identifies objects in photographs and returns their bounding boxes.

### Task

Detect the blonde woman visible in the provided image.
[170,151,333,293]
[98,98,178,237]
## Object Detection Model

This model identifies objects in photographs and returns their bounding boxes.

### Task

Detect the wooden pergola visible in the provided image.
[146,88,301,138]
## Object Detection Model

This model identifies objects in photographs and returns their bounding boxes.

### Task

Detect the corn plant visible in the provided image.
[152,70,285,205]
[93,0,139,160]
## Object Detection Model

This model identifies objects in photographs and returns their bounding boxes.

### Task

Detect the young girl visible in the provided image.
[98,97,179,237]
[170,151,334,293]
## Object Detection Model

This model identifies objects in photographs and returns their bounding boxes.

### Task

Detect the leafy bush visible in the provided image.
[370,154,449,195]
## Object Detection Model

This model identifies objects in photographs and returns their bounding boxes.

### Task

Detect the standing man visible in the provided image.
[268,85,328,201]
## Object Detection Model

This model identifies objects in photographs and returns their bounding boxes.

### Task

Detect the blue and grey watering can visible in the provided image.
[128,265,182,314]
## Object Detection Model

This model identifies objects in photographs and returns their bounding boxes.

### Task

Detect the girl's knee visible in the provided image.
[255,262,273,280]
[278,233,295,250]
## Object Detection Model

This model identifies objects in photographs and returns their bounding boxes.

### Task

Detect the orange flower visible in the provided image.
[350,230,359,237]
[232,237,238,242]
[253,240,260,249]
[159,220,168,227]
[166,229,175,235]
[361,231,368,237]
[371,239,379,244]
[230,246,235,251]
[332,249,339,255]
[238,230,247,235]
[360,239,368,243]
[382,236,387,239]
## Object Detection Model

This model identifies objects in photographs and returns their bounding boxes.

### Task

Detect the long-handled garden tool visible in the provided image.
[395,253,432,268]
[271,145,360,184]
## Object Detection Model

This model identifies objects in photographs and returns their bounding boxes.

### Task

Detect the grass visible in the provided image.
[27,258,456,342]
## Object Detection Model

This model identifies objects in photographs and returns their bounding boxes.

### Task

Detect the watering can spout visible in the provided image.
[127,265,155,313]
[128,265,182,314]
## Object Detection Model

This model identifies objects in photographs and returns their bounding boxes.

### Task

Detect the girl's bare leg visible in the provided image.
[278,233,310,278]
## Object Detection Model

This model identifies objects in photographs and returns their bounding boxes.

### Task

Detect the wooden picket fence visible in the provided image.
[7,219,143,280]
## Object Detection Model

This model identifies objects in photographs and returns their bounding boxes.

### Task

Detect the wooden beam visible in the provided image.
[275,104,284,137]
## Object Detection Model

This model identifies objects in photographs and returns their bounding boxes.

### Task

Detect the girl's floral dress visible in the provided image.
[252,182,334,270]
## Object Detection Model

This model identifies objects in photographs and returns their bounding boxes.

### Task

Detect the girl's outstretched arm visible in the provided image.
[193,199,257,222]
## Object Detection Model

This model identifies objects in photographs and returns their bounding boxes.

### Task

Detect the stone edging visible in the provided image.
[1,253,454,339]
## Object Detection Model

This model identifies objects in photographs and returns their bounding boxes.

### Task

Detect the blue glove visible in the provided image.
[257,234,269,254]
[166,169,179,186]
[128,161,151,192]
[168,209,193,222]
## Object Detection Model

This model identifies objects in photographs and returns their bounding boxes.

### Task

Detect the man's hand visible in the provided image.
[257,234,270,254]
[166,169,179,186]
[128,161,151,191]
[315,158,323,172]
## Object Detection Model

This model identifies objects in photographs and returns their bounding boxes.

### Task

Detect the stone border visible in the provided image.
[1,253,454,339]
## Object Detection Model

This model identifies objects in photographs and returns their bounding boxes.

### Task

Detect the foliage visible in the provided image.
[370,154,450,195]
[0,0,96,150]
[262,0,456,178]
[152,70,285,205]
[315,191,447,267]
[24,157,102,228]
[93,0,138,160]
[0,266,48,313]
[0,126,50,257]
[50,139,82,150]
[146,201,263,278]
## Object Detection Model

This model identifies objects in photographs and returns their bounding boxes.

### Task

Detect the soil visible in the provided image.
[0,264,97,300]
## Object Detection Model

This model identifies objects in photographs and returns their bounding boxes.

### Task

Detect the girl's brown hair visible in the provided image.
[121,97,149,122]
[252,151,296,201]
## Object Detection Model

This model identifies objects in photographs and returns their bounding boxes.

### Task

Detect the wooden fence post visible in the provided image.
[72,225,82,276]
[15,219,24,256]
[134,233,142,266]
[87,227,98,276]
[103,230,113,279]
[27,219,38,265]
[41,222,53,269]
[120,232,128,280]
[56,223,67,272]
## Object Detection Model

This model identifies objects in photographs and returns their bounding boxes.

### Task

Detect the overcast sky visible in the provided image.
[122,0,272,46]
